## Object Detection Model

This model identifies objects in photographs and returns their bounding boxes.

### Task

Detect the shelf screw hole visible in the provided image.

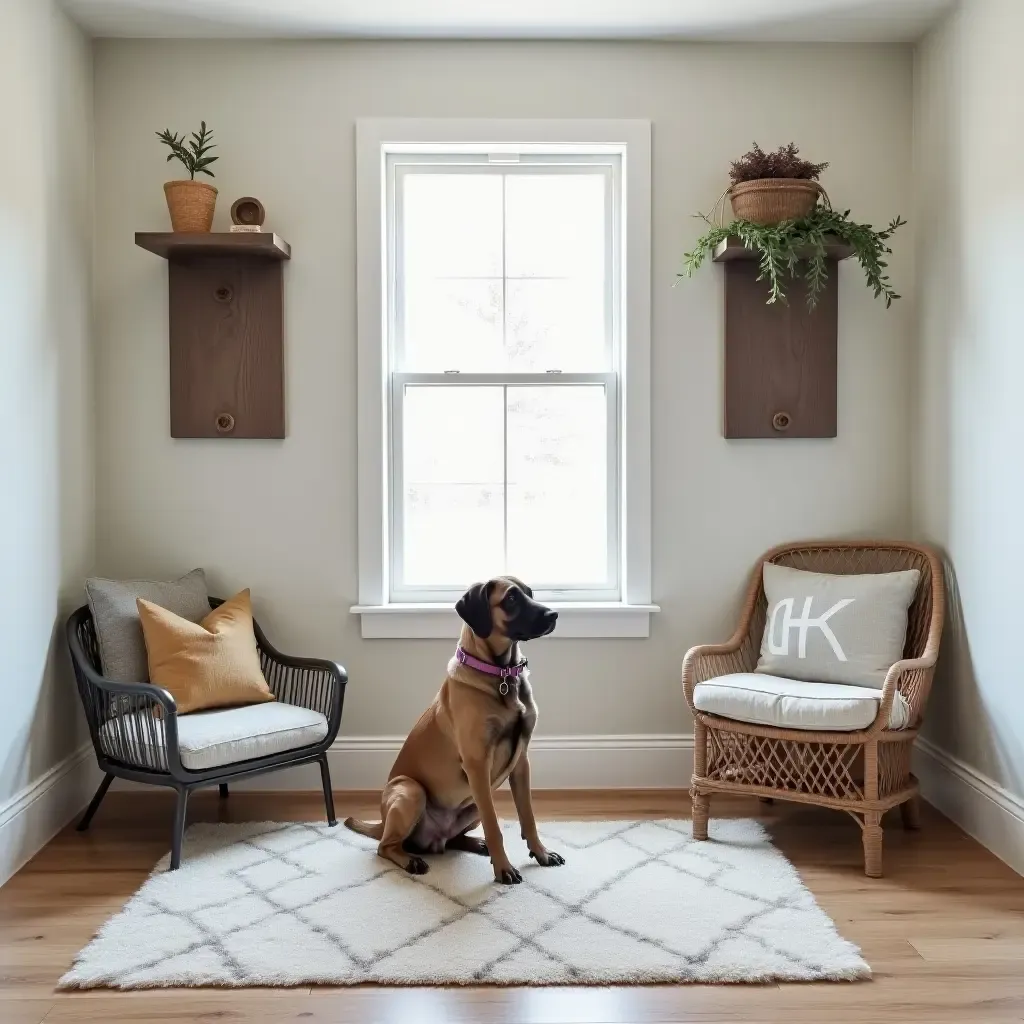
[215,413,235,434]
[772,411,792,432]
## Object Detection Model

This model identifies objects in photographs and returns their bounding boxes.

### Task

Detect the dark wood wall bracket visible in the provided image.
[136,232,292,439]
[712,235,853,439]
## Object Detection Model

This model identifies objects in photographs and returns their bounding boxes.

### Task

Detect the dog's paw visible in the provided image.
[529,848,565,867]
[405,856,429,875]
[494,865,522,885]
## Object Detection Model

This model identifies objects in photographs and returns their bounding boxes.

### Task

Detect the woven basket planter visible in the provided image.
[163,180,218,232]
[729,178,821,226]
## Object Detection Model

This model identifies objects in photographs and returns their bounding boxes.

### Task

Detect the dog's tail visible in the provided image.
[343,817,384,840]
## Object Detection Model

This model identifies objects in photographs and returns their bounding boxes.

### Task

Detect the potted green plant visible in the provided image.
[681,142,906,309]
[156,121,219,232]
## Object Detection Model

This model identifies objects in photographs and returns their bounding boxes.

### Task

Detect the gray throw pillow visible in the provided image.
[756,562,921,689]
[85,569,210,682]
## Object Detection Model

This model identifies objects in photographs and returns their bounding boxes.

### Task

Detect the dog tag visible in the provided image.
[499,681,509,696]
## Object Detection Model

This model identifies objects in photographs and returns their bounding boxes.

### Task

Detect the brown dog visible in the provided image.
[344,577,564,884]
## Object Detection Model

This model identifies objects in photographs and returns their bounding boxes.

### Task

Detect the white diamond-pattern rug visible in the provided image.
[60,818,868,988]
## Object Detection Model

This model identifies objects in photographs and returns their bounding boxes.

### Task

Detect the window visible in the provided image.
[391,154,618,601]
[355,121,654,638]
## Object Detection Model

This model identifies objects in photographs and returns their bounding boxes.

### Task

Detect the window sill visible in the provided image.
[350,602,660,639]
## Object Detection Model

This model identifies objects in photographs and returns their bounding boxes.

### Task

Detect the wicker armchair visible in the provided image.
[683,541,944,877]
[67,598,348,869]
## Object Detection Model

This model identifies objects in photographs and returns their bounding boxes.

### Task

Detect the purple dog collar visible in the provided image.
[455,646,527,696]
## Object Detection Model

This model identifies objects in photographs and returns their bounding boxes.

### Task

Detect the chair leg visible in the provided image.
[318,754,337,826]
[219,783,229,799]
[170,788,190,871]
[691,721,710,840]
[691,789,710,841]
[900,795,921,831]
[76,773,114,832]
[863,811,883,877]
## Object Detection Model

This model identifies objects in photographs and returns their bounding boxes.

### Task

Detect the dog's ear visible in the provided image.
[455,581,494,638]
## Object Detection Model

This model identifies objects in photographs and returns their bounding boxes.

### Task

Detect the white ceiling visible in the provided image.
[62,0,953,42]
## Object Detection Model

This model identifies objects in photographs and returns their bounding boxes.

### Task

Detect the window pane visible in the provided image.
[403,173,502,279]
[401,385,504,586]
[506,278,605,372]
[506,385,608,585]
[504,174,607,372]
[403,278,503,372]
[505,174,606,280]
[401,173,504,372]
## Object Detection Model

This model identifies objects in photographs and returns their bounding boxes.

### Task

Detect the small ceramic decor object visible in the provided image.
[156,121,219,232]
[229,196,266,233]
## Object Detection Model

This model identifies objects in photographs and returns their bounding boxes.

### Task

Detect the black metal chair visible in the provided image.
[67,598,348,869]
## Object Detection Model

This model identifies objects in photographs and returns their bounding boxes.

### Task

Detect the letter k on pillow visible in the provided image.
[767,596,854,661]
[756,563,921,689]
[137,589,275,714]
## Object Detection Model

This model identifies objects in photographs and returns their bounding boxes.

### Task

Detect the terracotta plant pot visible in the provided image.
[729,178,822,226]
[163,180,218,232]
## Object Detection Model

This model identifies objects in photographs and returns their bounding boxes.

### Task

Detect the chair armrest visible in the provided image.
[866,653,939,736]
[682,566,764,713]
[682,640,759,712]
[86,675,178,714]
[252,619,348,742]
[92,680,184,774]
[67,624,183,774]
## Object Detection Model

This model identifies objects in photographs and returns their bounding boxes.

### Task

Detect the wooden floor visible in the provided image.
[3,789,1024,1023]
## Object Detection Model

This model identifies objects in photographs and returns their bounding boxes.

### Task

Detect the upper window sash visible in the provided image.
[386,154,621,376]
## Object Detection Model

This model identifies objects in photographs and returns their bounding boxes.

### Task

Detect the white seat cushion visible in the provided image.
[100,702,329,770]
[692,673,910,732]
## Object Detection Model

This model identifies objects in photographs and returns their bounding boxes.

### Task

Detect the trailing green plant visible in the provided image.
[155,121,217,180]
[729,142,828,184]
[681,207,907,310]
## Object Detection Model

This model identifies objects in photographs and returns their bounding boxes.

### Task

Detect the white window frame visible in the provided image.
[353,119,655,639]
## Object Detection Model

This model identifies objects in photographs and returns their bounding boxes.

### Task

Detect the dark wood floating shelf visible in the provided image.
[137,231,291,439]
[716,233,853,441]
[712,234,854,263]
[135,232,291,261]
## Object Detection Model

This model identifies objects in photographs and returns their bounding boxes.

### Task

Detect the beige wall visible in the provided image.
[0,1,94,803]
[914,0,1024,798]
[93,39,914,740]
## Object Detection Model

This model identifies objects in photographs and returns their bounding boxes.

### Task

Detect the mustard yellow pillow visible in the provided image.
[136,589,274,715]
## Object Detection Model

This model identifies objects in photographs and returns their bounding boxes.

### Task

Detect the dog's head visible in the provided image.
[455,577,558,644]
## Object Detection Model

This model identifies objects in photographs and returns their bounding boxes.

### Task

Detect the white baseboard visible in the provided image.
[0,742,103,888]
[914,736,1024,877]
[110,734,695,793]
[16,734,1019,883]
[526,734,694,789]
[242,733,693,790]
[333,733,694,790]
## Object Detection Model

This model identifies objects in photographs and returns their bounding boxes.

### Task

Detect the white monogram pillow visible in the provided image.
[756,563,921,689]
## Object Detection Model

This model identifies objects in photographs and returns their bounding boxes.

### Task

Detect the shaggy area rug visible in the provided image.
[60,818,868,988]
